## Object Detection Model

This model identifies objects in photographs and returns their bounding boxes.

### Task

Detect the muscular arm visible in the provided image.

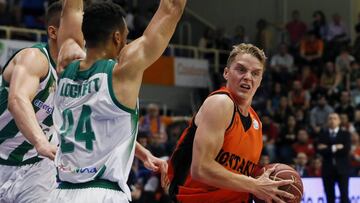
[7,49,56,159]
[190,95,256,192]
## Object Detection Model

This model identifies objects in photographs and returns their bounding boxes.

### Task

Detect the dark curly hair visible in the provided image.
[82,2,126,48]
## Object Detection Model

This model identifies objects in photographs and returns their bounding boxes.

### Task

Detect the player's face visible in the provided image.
[224,53,263,104]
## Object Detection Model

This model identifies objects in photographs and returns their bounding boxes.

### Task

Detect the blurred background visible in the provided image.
[1,0,360,202]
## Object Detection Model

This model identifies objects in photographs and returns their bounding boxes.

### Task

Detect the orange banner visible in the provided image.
[143,56,175,86]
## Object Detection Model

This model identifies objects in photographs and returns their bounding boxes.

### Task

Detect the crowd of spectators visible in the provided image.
[1,1,360,202]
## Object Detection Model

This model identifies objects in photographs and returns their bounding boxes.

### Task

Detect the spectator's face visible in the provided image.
[293,81,302,91]
[260,155,270,166]
[313,158,322,169]
[147,104,159,117]
[328,113,341,129]
[288,116,296,127]
[340,114,349,125]
[224,53,263,104]
[280,97,288,107]
[340,92,350,104]
[297,153,308,166]
[326,62,335,72]
[297,130,308,143]
[318,97,327,107]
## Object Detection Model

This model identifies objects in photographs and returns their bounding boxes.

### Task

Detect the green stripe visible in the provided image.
[58,179,122,191]
[7,141,34,163]
[45,43,56,68]
[0,120,18,145]
[94,165,106,179]
[0,85,8,115]
[43,114,53,126]
[32,73,56,112]
[0,156,42,166]
[106,62,137,115]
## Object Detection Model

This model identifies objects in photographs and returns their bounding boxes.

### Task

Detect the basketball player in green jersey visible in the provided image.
[0,1,85,202]
[50,0,186,202]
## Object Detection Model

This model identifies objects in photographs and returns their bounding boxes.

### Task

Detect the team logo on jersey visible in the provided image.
[253,119,259,130]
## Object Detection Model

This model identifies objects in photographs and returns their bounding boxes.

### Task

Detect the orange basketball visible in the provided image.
[253,163,304,203]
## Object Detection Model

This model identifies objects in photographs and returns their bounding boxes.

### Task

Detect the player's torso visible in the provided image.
[0,43,57,165]
[54,60,138,188]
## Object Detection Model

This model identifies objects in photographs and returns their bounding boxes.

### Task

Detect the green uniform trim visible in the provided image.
[57,179,123,192]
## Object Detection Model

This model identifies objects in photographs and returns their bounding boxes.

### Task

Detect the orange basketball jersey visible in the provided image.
[168,87,263,203]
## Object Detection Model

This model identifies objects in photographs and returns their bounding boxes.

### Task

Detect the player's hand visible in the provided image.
[252,166,295,203]
[143,154,169,189]
[34,139,57,160]
[57,38,86,74]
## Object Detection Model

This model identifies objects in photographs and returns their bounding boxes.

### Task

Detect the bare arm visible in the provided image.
[191,95,293,202]
[7,49,56,160]
[117,0,186,76]
[135,142,169,188]
[57,0,84,48]
[56,0,86,73]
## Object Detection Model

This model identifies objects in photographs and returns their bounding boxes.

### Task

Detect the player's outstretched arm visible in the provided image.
[56,0,86,73]
[117,0,187,77]
[190,95,294,203]
[7,49,57,160]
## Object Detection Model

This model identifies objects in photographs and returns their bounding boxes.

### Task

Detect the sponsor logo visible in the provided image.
[58,164,98,174]
[253,119,259,130]
[33,99,54,114]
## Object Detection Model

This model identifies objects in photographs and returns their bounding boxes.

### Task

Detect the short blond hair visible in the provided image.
[226,43,267,67]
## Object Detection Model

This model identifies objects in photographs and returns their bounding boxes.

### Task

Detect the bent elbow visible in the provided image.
[7,94,23,114]
[190,163,206,181]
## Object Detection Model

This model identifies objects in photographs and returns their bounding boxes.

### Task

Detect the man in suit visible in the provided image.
[317,112,351,203]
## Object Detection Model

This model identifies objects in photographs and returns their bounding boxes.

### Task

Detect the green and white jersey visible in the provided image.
[0,43,57,166]
[54,59,138,200]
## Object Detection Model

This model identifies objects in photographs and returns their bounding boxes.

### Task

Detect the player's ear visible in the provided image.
[48,26,58,40]
[223,67,229,80]
[112,30,122,46]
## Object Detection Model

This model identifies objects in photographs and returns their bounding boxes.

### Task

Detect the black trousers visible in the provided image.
[322,169,349,203]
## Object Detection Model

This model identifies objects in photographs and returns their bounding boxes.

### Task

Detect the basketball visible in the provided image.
[253,163,304,203]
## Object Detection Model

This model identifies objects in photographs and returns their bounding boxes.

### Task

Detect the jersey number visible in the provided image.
[60,105,96,153]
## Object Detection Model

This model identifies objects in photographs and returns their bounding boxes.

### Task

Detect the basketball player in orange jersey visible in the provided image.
[168,44,295,203]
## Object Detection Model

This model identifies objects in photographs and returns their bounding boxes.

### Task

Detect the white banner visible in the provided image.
[300,177,360,203]
[174,57,210,88]
[0,39,36,68]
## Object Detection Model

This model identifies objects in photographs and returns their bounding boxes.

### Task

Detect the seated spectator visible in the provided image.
[319,61,342,97]
[272,96,294,124]
[335,91,355,121]
[286,10,307,49]
[254,18,273,54]
[297,65,318,91]
[299,31,324,74]
[307,155,322,177]
[293,129,315,158]
[265,83,287,116]
[288,80,311,111]
[335,46,355,75]
[326,14,350,60]
[231,25,249,45]
[350,132,360,176]
[311,10,328,40]
[353,19,360,61]
[139,103,172,137]
[277,115,298,163]
[294,152,309,177]
[262,114,280,162]
[339,113,356,134]
[270,43,294,84]
[349,61,360,89]
[310,95,334,134]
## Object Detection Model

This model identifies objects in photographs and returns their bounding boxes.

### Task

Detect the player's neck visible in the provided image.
[80,48,115,70]
[48,40,58,63]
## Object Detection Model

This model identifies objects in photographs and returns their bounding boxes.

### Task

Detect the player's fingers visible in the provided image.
[276,190,294,200]
[272,195,287,203]
[263,165,276,177]
[274,179,293,187]
[146,161,159,171]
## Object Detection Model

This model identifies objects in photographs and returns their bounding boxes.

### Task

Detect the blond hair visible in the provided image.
[226,43,267,67]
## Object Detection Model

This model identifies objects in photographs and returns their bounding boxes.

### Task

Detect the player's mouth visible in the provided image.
[239,84,251,91]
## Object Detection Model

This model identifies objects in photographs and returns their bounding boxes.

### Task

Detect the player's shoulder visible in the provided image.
[200,94,234,117]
